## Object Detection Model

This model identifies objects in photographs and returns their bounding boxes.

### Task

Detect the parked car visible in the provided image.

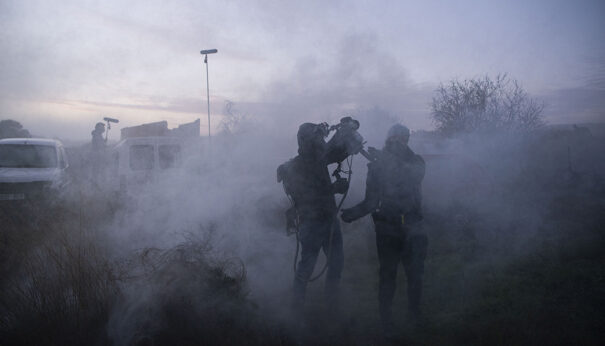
[0,138,70,201]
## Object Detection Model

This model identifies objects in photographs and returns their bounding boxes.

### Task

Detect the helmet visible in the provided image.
[95,122,105,130]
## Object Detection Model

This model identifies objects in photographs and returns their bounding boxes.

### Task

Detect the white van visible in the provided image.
[0,138,69,201]
[111,136,198,193]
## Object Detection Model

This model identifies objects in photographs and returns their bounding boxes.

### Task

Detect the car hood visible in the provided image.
[0,167,62,183]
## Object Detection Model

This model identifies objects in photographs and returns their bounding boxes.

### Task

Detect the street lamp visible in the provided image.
[200,49,218,139]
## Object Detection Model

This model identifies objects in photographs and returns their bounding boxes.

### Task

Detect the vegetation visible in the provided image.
[219,100,248,135]
[431,75,545,136]
[0,199,289,345]
[0,119,31,139]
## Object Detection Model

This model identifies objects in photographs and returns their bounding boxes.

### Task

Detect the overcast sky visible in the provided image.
[1,0,604,140]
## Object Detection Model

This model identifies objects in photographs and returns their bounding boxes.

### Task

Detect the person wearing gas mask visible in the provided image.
[341,124,427,336]
[91,122,106,151]
[277,119,362,315]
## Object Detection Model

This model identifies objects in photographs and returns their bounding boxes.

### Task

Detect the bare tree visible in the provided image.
[431,74,545,136]
[0,119,31,139]
[219,100,246,135]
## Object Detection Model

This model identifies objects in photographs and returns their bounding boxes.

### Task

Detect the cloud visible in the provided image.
[2,0,604,140]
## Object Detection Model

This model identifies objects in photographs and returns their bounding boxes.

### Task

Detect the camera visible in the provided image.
[331,116,364,155]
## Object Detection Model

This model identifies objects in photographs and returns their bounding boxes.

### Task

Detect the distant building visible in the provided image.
[543,123,605,139]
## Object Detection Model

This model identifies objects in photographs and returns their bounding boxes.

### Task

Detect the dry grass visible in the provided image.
[111,233,266,345]
[0,227,120,345]
[0,202,290,345]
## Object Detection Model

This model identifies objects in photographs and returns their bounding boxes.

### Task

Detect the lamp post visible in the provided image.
[200,49,218,140]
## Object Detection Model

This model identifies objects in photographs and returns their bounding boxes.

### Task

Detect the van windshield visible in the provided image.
[0,144,58,168]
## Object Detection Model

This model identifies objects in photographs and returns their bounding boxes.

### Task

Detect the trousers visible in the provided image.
[375,224,428,323]
[292,217,343,307]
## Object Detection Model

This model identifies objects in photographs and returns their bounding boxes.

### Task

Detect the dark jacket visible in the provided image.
[343,141,425,234]
[278,135,349,222]
[91,130,105,153]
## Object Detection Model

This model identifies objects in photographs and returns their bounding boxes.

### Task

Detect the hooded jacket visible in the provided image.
[278,124,349,222]
[343,141,425,234]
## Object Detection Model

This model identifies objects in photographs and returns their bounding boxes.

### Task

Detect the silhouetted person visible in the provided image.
[91,122,106,183]
[91,122,106,151]
[277,123,350,316]
[341,124,427,336]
